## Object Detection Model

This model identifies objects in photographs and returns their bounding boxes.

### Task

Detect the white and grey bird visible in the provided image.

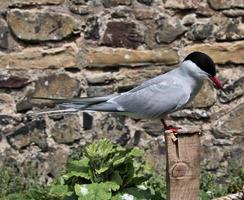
[32,52,224,131]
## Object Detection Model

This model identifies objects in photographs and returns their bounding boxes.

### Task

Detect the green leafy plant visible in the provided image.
[200,160,244,199]
[46,139,164,200]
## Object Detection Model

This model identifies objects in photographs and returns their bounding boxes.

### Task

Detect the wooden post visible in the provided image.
[164,127,201,200]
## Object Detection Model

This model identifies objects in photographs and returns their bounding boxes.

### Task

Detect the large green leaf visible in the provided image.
[49,185,73,197]
[75,182,115,200]
[66,159,90,173]
[62,171,91,181]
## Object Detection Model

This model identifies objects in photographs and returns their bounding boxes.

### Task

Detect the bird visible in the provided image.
[31,51,224,132]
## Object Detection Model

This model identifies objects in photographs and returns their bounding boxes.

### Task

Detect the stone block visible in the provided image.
[155,17,187,44]
[165,0,200,9]
[85,47,179,67]
[30,73,80,98]
[7,120,48,150]
[0,43,78,69]
[0,75,30,89]
[50,115,82,144]
[102,21,144,49]
[7,9,80,42]
[184,41,244,64]
[208,0,244,10]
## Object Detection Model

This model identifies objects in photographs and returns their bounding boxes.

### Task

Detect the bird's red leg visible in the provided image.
[161,119,181,133]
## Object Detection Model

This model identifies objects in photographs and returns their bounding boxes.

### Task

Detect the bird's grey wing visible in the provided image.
[109,79,190,119]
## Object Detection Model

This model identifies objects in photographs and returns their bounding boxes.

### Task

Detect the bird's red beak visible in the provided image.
[209,76,224,91]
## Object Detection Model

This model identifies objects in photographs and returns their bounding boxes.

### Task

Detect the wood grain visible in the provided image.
[165,127,201,200]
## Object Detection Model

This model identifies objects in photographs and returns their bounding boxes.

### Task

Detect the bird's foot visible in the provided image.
[165,125,182,133]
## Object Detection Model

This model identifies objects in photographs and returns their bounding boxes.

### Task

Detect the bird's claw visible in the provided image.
[165,125,182,133]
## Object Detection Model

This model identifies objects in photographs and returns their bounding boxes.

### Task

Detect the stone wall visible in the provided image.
[0,0,243,182]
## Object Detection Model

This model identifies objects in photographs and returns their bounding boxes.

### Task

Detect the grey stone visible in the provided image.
[189,23,214,41]
[111,8,131,18]
[142,120,163,137]
[182,14,197,26]
[7,9,80,42]
[137,0,153,6]
[96,114,130,146]
[84,16,100,40]
[214,103,244,138]
[219,76,243,104]
[83,112,93,130]
[69,4,90,15]
[169,109,209,120]
[213,139,233,146]
[0,115,21,135]
[50,115,82,144]
[7,120,48,150]
[155,17,186,44]
[202,146,225,170]
[87,85,115,97]
[0,19,8,50]
[102,0,132,8]
[70,0,87,5]
[84,71,114,84]
[216,18,244,41]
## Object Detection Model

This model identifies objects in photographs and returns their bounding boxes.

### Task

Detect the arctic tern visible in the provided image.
[32,52,224,132]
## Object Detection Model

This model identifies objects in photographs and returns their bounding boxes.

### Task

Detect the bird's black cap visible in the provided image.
[184,52,216,76]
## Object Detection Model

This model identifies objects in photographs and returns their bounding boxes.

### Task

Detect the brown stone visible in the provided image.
[165,0,200,9]
[0,0,64,12]
[115,66,165,89]
[102,21,144,49]
[0,75,30,89]
[85,47,179,67]
[30,74,80,98]
[0,43,78,69]
[214,103,244,137]
[0,94,16,115]
[50,115,82,144]
[11,0,63,7]
[184,41,244,64]
[208,0,244,10]
[190,80,216,108]
[223,9,244,17]
[134,9,156,20]
[7,9,80,42]
[46,147,69,177]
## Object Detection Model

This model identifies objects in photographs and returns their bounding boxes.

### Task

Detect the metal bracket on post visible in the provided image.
[164,127,201,200]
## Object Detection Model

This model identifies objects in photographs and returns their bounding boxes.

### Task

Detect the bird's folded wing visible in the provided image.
[109,80,190,119]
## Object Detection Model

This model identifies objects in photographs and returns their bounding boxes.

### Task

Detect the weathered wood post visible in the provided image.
[164,127,201,200]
